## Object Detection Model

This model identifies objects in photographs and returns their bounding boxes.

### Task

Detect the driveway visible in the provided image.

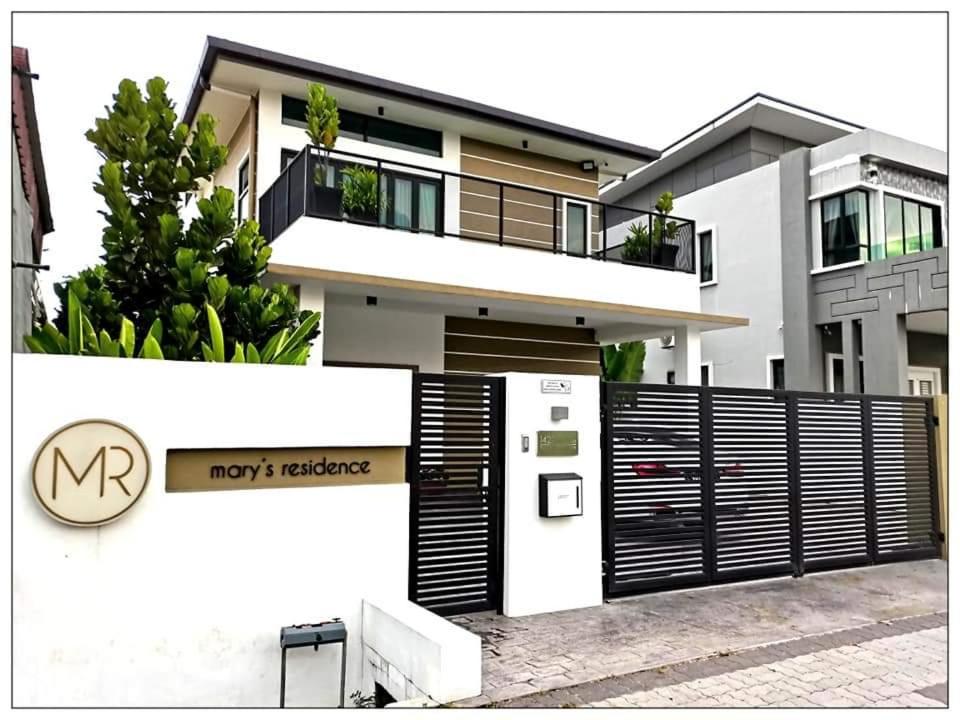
[451,560,947,707]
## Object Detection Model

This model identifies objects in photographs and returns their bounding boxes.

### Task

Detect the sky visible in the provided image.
[13,11,948,315]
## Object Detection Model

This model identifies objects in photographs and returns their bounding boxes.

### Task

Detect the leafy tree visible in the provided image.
[602,341,646,382]
[39,76,319,361]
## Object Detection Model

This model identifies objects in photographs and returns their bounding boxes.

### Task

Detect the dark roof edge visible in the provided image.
[13,51,54,236]
[661,92,865,154]
[182,36,660,162]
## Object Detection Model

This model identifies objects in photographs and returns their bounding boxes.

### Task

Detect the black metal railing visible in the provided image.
[258,145,696,273]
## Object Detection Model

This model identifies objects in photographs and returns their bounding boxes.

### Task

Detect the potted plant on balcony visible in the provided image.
[621,192,680,268]
[653,191,680,268]
[340,164,386,223]
[305,82,341,218]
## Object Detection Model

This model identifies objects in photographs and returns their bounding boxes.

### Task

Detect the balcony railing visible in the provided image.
[258,145,696,273]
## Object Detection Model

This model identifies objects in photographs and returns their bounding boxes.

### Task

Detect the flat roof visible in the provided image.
[184,36,660,163]
[601,93,864,203]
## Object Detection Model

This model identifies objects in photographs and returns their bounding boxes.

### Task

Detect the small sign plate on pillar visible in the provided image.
[537,430,579,457]
[540,379,572,394]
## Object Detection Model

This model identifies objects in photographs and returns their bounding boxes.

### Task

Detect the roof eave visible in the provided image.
[183,36,660,163]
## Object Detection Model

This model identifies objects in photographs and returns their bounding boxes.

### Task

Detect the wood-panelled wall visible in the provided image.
[444,316,600,376]
[459,138,601,253]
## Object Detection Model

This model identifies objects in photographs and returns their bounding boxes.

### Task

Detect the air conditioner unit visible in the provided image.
[660,335,675,349]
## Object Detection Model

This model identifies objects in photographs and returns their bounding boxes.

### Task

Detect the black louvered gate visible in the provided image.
[602,383,941,597]
[408,374,505,616]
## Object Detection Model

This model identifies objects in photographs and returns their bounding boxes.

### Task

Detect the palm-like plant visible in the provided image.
[602,341,646,382]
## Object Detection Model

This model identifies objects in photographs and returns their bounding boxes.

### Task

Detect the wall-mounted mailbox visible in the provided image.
[539,473,583,518]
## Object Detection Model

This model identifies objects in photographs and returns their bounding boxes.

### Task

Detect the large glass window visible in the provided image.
[883,194,942,260]
[821,190,869,267]
[281,96,442,157]
[883,195,904,259]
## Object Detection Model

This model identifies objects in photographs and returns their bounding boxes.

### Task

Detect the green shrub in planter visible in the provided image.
[340,165,386,220]
[621,191,679,265]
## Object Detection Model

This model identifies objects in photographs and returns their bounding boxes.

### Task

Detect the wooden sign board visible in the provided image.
[536,431,579,457]
[166,446,406,492]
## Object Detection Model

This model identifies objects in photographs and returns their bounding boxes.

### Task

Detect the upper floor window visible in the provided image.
[821,190,869,267]
[281,95,443,157]
[881,194,942,260]
[237,157,250,222]
[698,228,716,285]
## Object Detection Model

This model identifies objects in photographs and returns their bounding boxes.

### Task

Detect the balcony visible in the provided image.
[258,146,695,274]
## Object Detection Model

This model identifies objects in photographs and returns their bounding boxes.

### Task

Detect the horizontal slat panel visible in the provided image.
[603,383,938,600]
[410,374,503,616]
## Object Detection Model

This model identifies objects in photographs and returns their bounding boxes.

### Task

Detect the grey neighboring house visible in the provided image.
[12,46,54,352]
[602,94,947,397]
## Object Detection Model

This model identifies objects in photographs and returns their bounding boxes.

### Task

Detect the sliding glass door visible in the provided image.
[381,172,442,233]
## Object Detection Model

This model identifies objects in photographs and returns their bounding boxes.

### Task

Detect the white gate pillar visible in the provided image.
[500,372,603,617]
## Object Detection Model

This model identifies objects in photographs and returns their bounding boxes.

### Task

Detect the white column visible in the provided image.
[673,325,702,386]
[298,280,326,366]
[501,373,602,617]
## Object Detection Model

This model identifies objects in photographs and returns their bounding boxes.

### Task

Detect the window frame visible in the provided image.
[700,361,713,386]
[820,189,870,268]
[767,354,785,391]
[881,192,943,259]
[281,95,443,158]
[561,198,592,256]
[696,224,718,287]
[280,148,299,172]
[824,351,864,393]
[379,169,444,234]
[237,155,250,223]
[907,365,942,396]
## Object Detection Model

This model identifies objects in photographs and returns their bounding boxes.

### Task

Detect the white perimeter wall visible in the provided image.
[501,373,603,617]
[12,355,413,707]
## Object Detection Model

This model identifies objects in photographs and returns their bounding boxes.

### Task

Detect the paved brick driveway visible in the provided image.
[451,560,947,708]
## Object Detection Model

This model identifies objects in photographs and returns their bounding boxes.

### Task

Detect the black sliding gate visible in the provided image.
[408,374,506,616]
[601,383,941,597]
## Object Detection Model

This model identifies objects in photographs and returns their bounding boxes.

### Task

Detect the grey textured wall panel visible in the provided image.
[779,148,823,391]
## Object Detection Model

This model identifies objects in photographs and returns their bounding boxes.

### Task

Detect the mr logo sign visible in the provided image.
[31,420,150,526]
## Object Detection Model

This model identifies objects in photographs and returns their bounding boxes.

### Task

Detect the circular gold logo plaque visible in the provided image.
[31,419,150,526]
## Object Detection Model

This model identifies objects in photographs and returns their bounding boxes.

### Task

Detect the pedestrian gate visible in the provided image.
[408,374,505,615]
[602,383,941,596]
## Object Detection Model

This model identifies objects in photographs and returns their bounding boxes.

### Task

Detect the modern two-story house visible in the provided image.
[603,94,947,396]
[182,37,747,380]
